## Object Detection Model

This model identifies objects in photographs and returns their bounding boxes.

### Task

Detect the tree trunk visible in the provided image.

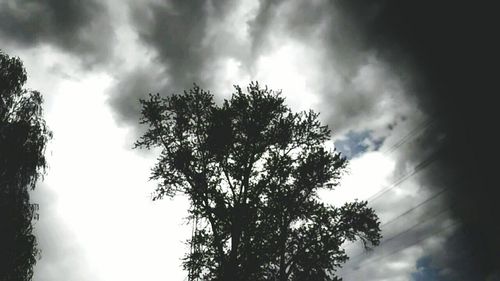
[223,205,242,281]
[278,216,288,281]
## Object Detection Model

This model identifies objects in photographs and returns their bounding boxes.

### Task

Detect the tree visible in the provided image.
[136,83,381,281]
[0,50,52,281]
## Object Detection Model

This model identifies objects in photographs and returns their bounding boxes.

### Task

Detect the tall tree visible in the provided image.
[0,50,52,281]
[136,83,381,281]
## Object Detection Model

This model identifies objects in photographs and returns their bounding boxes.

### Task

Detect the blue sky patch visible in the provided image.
[334,130,385,159]
[411,256,441,281]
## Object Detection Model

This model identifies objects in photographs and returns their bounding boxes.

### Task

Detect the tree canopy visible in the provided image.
[0,50,52,281]
[136,83,381,281]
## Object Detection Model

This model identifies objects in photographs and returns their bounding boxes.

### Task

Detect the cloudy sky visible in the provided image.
[1,0,498,280]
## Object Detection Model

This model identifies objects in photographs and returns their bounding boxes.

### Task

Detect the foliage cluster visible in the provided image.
[0,51,51,281]
[137,83,381,281]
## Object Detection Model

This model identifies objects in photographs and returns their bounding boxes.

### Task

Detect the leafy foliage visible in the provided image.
[0,50,52,281]
[136,83,381,280]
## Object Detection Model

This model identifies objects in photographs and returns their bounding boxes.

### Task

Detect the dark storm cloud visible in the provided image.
[415,230,492,281]
[0,0,114,66]
[108,67,169,127]
[108,0,239,132]
[333,0,499,278]
[247,0,411,135]
[129,0,207,91]
[111,0,406,139]
[248,0,364,72]
[130,0,233,90]
[247,0,284,60]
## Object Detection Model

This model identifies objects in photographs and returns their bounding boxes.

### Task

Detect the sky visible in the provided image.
[1,0,498,280]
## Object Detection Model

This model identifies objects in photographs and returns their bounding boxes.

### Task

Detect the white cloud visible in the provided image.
[24,57,191,280]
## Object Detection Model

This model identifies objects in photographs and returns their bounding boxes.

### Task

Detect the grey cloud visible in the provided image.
[278,1,367,76]
[341,183,453,280]
[247,0,364,75]
[247,0,284,60]
[422,230,486,281]
[317,60,410,136]
[0,0,114,67]
[247,0,412,137]
[109,0,253,135]
[112,0,399,138]
[130,0,232,91]
[130,0,206,90]
[107,66,169,128]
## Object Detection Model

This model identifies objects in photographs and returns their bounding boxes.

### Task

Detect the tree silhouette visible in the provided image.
[0,50,52,281]
[136,83,381,281]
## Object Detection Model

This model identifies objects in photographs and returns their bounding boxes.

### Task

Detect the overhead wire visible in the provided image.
[183,116,441,280]
[366,148,442,203]
[342,186,449,252]
[380,187,448,228]
[341,221,460,278]
[381,118,436,154]
[347,205,451,261]
[336,116,445,278]
[339,116,448,262]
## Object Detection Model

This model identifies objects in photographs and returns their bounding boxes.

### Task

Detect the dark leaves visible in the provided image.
[1,50,51,281]
[136,82,381,280]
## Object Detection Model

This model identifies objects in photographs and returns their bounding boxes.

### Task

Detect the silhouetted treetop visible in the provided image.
[136,82,381,281]
[1,50,51,281]
[1,51,51,190]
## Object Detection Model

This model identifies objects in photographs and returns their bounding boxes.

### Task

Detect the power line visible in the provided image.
[366,149,442,203]
[338,119,444,253]
[337,116,445,279]
[183,116,439,280]
[380,187,448,228]
[343,187,449,252]
[348,206,451,261]
[341,221,459,278]
[362,115,445,204]
[380,208,450,247]
[382,118,435,154]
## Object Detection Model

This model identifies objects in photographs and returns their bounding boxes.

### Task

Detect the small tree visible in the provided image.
[0,50,52,281]
[136,83,381,281]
